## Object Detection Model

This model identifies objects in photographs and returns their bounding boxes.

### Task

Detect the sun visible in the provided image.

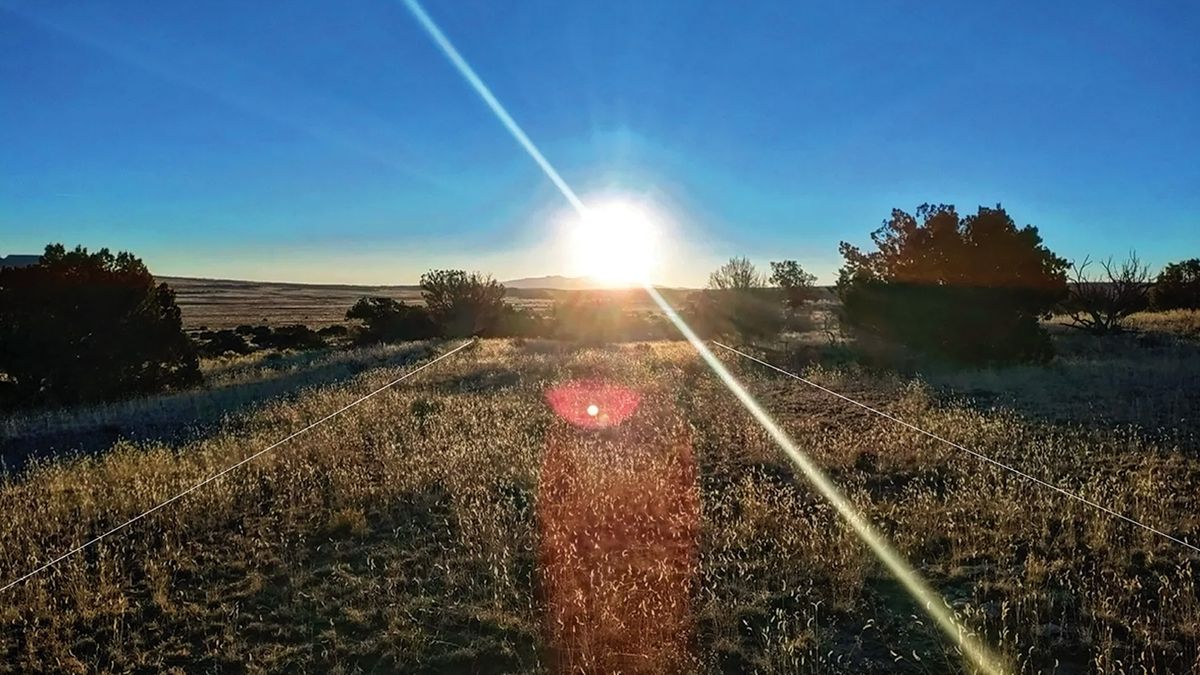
[567,200,660,286]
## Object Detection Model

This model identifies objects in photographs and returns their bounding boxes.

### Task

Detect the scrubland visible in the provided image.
[2,332,1198,673]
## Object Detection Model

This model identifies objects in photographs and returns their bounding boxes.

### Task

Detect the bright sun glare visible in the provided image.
[568,200,659,287]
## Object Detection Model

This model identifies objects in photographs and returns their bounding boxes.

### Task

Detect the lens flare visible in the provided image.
[546,380,640,429]
[539,388,700,672]
[403,2,1006,671]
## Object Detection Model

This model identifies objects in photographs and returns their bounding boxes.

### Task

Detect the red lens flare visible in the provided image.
[538,384,699,672]
[544,379,641,429]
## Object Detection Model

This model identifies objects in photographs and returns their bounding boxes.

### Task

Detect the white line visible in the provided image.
[0,339,475,594]
[712,340,1200,554]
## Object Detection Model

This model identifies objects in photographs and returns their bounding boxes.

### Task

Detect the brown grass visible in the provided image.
[1,342,435,472]
[1127,309,1200,339]
[1,339,1198,672]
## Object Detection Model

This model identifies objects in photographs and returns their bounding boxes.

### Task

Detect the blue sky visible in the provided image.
[2,0,1197,285]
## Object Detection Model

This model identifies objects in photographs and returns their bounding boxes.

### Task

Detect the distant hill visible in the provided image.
[0,254,39,269]
[502,275,615,290]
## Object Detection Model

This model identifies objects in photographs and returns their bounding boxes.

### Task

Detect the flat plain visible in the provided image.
[2,307,1199,672]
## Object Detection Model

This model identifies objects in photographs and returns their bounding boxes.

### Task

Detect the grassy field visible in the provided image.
[0,343,438,473]
[161,277,430,329]
[2,330,1198,673]
[162,277,703,330]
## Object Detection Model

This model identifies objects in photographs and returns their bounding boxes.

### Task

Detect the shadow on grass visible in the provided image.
[0,342,436,473]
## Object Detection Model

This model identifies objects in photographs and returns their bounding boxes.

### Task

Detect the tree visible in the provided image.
[346,296,438,343]
[1064,253,1152,334]
[837,204,1068,364]
[769,260,818,312]
[690,257,782,341]
[1153,258,1200,310]
[419,270,507,337]
[708,256,766,290]
[0,243,200,407]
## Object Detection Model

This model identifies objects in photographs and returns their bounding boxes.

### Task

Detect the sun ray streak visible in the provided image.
[402,2,1005,671]
[643,290,1005,674]
[401,0,586,214]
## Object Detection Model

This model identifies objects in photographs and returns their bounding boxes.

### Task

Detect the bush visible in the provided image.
[547,294,672,343]
[261,324,326,351]
[1153,258,1200,310]
[837,204,1068,364]
[486,304,547,338]
[685,289,784,341]
[1063,253,1152,335]
[346,296,438,343]
[198,329,253,357]
[0,243,200,407]
[420,270,506,337]
[689,258,784,342]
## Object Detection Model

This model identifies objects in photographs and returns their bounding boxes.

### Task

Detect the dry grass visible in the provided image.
[1127,309,1200,339]
[162,276,429,329]
[0,339,1198,673]
[1,342,435,472]
[923,327,1200,446]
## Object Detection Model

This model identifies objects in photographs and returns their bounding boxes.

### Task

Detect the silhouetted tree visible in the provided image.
[1153,258,1200,310]
[708,256,766,290]
[0,243,201,407]
[1064,252,1152,334]
[346,296,438,343]
[419,270,506,337]
[769,260,818,312]
[837,204,1068,363]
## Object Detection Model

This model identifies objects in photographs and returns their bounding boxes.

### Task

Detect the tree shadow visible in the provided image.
[1,343,434,473]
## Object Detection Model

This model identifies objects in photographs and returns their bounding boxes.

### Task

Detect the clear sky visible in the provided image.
[2,1,1197,286]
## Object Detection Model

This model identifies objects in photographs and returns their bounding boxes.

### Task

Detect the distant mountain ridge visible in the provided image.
[501,275,612,290]
[0,254,39,268]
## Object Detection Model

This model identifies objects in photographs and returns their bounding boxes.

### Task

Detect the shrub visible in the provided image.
[261,324,327,351]
[198,329,253,357]
[345,296,438,343]
[420,269,506,337]
[689,258,784,342]
[837,204,1068,364]
[317,324,349,338]
[486,304,547,338]
[685,288,784,341]
[1063,253,1152,335]
[1153,258,1200,310]
[0,243,200,407]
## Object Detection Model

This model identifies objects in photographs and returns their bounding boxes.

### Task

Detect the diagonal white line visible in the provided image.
[401,0,587,215]
[712,340,1200,554]
[1,339,476,594]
